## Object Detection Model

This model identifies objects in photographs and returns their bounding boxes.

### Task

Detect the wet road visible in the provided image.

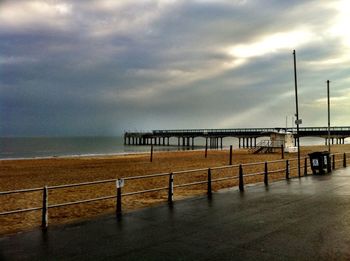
[1,169,350,260]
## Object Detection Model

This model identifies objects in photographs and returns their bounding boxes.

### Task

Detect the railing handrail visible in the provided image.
[150,126,350,132]
[0,187,43,196]
[125,126,350,136]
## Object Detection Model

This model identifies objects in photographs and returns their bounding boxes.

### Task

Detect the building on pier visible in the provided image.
[251,131,297,154]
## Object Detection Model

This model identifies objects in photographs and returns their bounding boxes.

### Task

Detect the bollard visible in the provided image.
[229,145,233,165]
[42,186,48,230]
[332,154,335,170]
[207,168,212,198]
[281,145,284,159]
[285,160,289,180]
[150,144,153,162]
[304,157,308,176]
[168,173,174,203]
[344,153,347,168]
[239,165,244,192]
[264,162,268,186]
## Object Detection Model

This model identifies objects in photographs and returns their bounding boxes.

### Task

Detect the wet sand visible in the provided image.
[1,144,349,235]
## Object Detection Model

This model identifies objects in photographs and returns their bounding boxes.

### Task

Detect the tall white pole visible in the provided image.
[285,116,288,131]
[327,80,331,153]
[293,50,301,178]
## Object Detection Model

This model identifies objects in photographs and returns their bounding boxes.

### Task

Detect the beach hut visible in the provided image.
[270,131,297,153]
[252,130,297,154]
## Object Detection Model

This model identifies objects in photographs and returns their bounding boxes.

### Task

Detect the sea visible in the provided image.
[0,136,200,160]
[0,136,348,160]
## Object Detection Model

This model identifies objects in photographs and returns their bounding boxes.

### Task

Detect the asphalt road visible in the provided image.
[1,168,350,260]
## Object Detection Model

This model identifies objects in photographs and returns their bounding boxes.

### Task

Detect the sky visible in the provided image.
[1,0,350,137]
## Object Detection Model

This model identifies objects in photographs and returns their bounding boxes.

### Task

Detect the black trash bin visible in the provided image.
[309,151,331,175]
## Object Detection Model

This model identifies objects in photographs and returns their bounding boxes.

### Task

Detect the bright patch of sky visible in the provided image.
[0,0,349,136]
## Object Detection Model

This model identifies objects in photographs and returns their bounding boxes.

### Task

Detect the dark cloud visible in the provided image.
[0,0,349,136]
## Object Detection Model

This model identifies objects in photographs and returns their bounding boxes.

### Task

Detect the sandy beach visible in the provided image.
[1,144,349,235]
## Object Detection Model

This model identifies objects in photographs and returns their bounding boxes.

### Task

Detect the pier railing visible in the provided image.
[0,152,349,231]
[152,126,350,134]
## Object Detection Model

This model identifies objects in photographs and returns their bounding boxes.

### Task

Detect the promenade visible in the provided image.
[1,168,350,260]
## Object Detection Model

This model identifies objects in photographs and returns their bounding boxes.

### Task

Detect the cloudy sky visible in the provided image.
[1,0,350,136]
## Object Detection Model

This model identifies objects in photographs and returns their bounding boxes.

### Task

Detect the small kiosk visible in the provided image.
[270,131,297,153]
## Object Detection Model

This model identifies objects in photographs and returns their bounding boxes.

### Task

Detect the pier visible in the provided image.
[124,127,350,149]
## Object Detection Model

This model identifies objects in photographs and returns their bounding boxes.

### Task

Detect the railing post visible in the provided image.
[150,144,153,162]
[281,145,284,159]
[116,179,123,216]
[264,162,268,186]
[42,186,48,230]
[205,138,208,158]
[229,145,233,165]
[332,154,336,170]
[304,157,308,176]
[168,173,174,203]
[327,154,332,173]
[207,168,212,198]
[239,164,244,192]
[285,160,289,180]
[344,153,347,168]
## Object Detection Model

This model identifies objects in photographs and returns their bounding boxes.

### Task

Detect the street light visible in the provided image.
[293,50,301,178]
[327,80,331,153]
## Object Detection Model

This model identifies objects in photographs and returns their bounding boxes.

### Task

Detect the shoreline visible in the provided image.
[0,143,340,161]
[0,151,151,161]
[0,147,207,161]
[0,146,210,161]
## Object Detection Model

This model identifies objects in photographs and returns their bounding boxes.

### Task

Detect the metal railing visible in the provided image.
[151,126,350,133]
[0,152,349,230]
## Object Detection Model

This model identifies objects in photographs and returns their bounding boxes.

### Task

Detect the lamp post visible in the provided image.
[293,50,301,178]
[327,80,331,153]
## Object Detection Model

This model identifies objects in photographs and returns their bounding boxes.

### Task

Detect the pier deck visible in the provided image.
[124,126,350,148]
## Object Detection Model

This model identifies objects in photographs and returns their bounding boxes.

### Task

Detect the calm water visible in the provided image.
[0,137,182,159]
[0,136,348,160]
